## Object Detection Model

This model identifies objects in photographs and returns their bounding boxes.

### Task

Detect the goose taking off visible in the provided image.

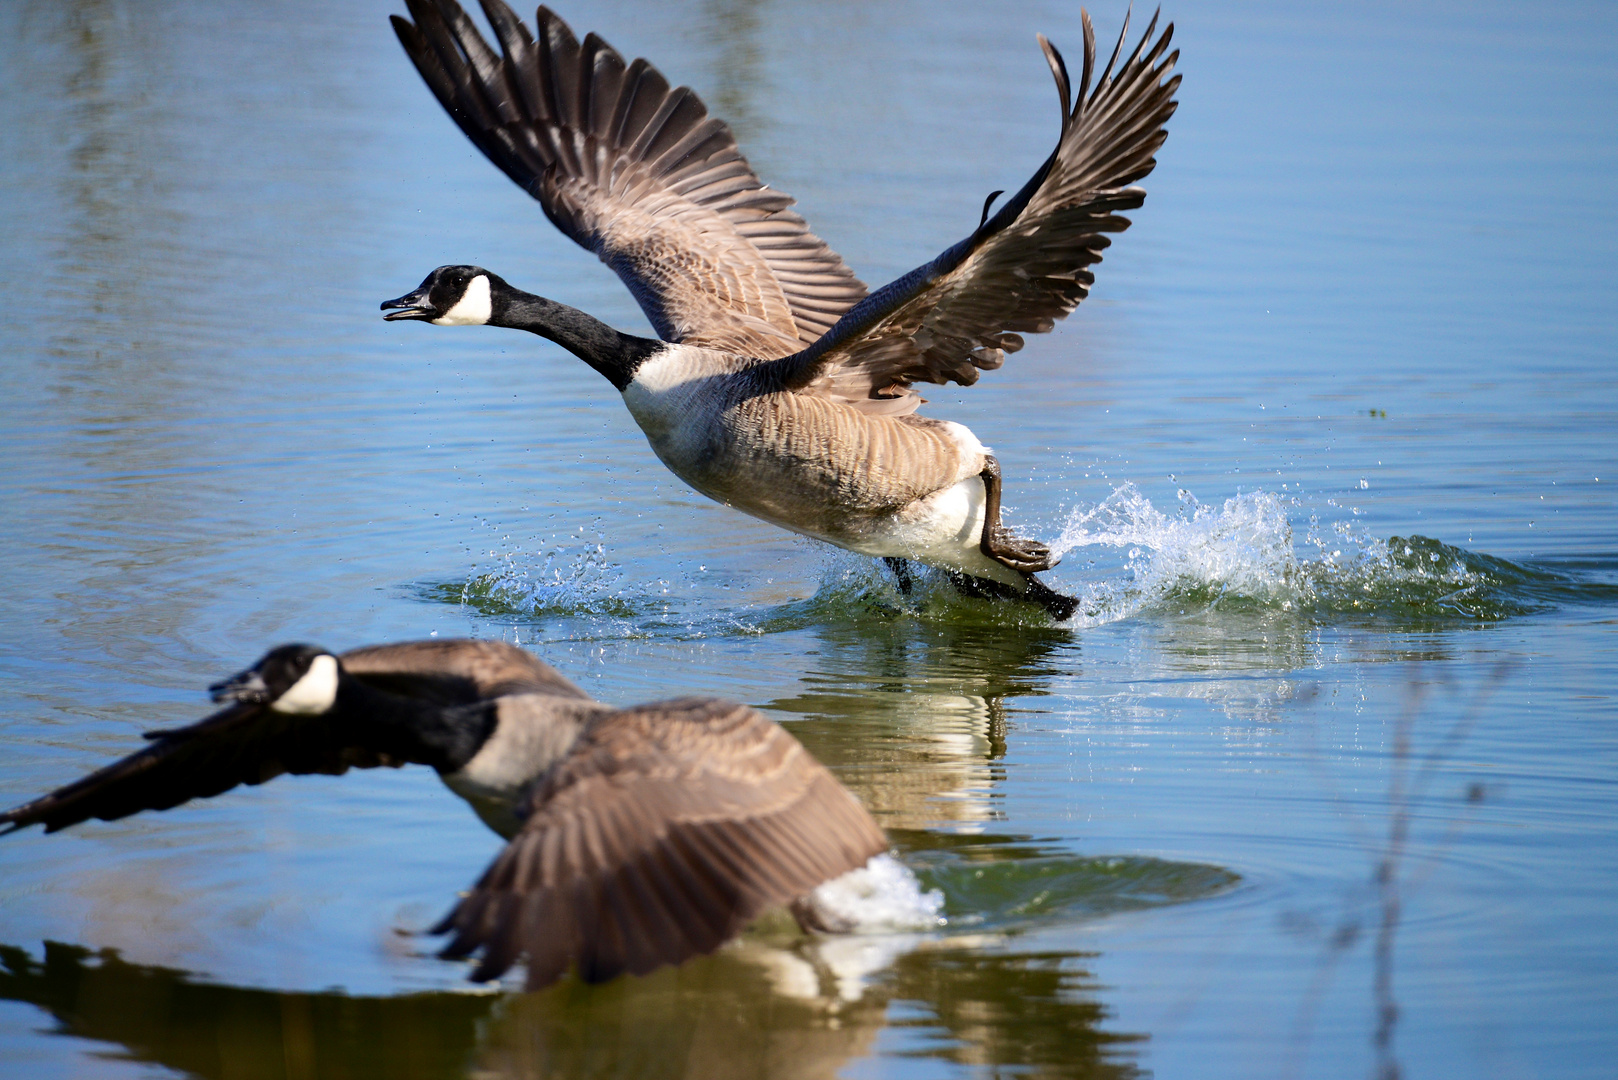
[0,640,889,990]
[382,2,1180,619]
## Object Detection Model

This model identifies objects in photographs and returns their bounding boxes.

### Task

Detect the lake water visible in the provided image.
[1,1,1614,1077]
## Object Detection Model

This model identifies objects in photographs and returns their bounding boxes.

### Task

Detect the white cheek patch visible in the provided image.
[270,654,340,715]
[432,274,492,326]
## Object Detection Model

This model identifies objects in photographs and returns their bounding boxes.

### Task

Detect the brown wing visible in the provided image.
[433,698,887,988]
[339,639,588,705]
[393,0,868,356]
[783,11,1179,410]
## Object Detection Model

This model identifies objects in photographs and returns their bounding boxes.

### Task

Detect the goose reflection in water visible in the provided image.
[771,620,1070,833]
[0,939,1151,1080]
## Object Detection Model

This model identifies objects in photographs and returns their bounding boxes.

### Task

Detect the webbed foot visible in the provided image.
[982,525,1058,573]
[944,570,1079,622]
[883,556,917,596]
[977,456,1059,573]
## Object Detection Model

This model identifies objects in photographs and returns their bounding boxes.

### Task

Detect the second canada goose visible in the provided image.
[382,3,1180,620]
[0,639,891,989]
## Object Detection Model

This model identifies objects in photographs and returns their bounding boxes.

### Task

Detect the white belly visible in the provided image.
[843,476,1024,587]
[621,347,1021,585]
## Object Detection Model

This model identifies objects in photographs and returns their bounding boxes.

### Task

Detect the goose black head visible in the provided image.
[209,644,340,715]
[382,265,504,326]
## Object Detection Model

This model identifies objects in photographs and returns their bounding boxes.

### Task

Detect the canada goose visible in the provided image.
[382,2,1179,620]
[0,639,889,989]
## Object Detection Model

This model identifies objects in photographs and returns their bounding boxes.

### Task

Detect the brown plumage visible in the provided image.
[339,637,591,704]
[384,4,1179,615]
[393,0,868,357]
[1,640,888,990]
[438,697,886,986]
[391,1,1177,412]
[784,10,1181,408]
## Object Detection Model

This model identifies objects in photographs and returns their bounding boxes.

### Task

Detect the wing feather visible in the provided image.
[338,639,589,704]
[780,12,1179,409]
[393,1,868,355]
[433,698,886,988]
[0,701,410,835]
[0,639,571,834]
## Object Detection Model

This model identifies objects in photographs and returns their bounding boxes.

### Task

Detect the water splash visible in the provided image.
[1051,483,1304,625]
[1045,483,1595,626]
[421,524,644,619]
[422,487,1609,631]
[806,854,946,934]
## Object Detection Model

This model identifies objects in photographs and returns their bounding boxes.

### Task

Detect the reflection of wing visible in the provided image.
[339,639,587,704]
[435,698,887,988]
[393,0,867,357]
[0,701,422,835]
[783,12,1179,411]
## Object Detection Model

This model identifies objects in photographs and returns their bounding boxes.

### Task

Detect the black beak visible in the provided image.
[209,668,270,705]
[381,286,436,322]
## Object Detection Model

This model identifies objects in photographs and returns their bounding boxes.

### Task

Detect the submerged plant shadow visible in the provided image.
[1279,664,1513,1080]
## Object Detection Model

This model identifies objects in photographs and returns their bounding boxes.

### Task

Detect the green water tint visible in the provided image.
[1173,535,1618,623]
[1,934,1160,1080]
[412,481,1618,636]
[419,577,647,621]
[0,806,1235,1080]
[894,830,1241,929]
[425,529,1618,634]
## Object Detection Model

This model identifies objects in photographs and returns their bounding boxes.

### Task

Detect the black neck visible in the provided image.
[489,286,662,391]
[335,678,496,774]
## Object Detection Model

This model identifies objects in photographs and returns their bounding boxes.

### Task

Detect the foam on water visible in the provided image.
[429,487,1603,631]
[1044,483,1585,626]
[1049,483,1303,626]
[807,854,947,933]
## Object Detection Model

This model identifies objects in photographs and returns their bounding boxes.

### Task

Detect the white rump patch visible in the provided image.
[270,654,339,715]
[432,274,492,325]
[806,854,946,933]
[941,419,989,460]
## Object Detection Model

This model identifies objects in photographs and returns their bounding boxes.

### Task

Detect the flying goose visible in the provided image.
[382,2,1180,619]
[0,639,888,989]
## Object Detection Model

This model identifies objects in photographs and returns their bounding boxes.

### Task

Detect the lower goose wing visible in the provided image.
[0,705,395,835]
[393,0,867,357]
[0,647,475,835]
[433,698,887,988]
[779,11,1179,411]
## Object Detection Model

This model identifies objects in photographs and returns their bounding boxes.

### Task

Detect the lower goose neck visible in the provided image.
[493,291,661,390]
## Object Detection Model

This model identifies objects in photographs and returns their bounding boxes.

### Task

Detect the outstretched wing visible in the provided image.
[393,0,868,357]
[339,639,588,704]
[0,639,558,835]
[781,11,1179,411]
[433,698,886,989]
[0,701,420,835]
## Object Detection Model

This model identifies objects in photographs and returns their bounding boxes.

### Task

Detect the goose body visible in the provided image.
[383,2,1181,616]
[621,344,1009,583]
[1,640,890,989]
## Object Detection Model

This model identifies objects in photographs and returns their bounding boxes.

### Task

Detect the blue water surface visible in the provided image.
[0,1,1614,1078]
